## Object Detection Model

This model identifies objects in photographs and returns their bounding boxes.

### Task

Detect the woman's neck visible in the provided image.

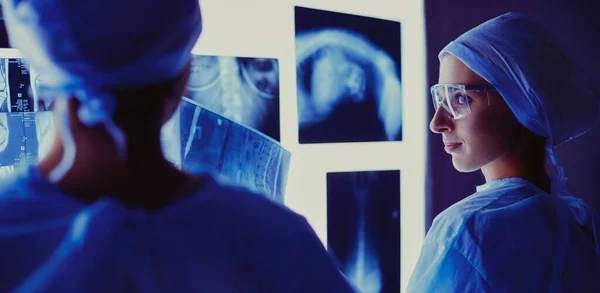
[481,125,552,193]
[481,152,551,194]
[37,134,203,210]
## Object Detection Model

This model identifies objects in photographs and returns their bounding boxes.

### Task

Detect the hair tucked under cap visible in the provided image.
[440,13,600,148]
[440,12,600,254]
[1,0,203,182]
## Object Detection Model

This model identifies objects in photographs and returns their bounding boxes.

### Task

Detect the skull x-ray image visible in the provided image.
[186,55,281,142]
[161,97,290,203]
[295,7,403,144]
[327,170,400,293]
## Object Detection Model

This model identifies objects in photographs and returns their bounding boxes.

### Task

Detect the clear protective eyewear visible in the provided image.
[430,83,496,120]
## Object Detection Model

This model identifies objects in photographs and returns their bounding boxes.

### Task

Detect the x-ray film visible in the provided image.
[0,96,291,204]
[0,52,289,202]
[327,170,400,293]
[0,58,46,113]
[0,53,53,179]
[162,97,291,203]
[295,7,403,144]
[186,55,281,142]
[0,111,53,177]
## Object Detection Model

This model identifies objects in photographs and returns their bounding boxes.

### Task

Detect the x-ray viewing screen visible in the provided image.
[162,97,291,203]
[327,170,401,293]
[186,55,281,142]
[295,7,403,144]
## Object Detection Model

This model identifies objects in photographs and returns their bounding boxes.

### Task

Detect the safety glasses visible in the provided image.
[430,83,496,120]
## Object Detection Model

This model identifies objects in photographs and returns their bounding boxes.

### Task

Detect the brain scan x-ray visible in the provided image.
[186,55,281,142]
[162,97,291,203]
[295,7,403,144]
[327,170,400,293]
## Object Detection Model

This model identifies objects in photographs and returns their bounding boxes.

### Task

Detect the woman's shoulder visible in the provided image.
[0,165,82,215]
[178,176,308,229]
[425,180,549,245]
[0,165,39,199]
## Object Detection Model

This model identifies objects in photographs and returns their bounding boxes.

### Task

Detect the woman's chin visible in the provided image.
[451,157,481,173]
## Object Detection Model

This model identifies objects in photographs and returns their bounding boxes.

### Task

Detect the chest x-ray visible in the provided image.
[327,170,400,293]
[162,97,290,203]
[185,55,281,142]
[295,7,403,144]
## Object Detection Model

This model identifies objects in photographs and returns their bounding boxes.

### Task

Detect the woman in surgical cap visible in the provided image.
[408,13,600,292]
[0,0,356,292]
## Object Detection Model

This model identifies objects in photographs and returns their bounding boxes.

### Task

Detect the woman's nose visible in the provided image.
[429,106,453,134]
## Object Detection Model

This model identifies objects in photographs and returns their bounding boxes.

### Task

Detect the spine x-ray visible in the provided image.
[186,55,281,142]
[327,170,400,293]
[0,57,53,178]
[0,58,45,113]
[161,97,290,203]
[0,112,53,177]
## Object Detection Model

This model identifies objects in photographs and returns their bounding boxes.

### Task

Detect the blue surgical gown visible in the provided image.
[0,165,356,293]
[407,178,600,292]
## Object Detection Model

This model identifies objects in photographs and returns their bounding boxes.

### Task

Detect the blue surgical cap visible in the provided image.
[439,12,600,194]
[2,0,202,182]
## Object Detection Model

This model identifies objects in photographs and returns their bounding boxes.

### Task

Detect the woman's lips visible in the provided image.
[444,142,463,153]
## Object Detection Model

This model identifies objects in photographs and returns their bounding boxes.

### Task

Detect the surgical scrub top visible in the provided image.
[407,178,600,292]
[0,165,355,293]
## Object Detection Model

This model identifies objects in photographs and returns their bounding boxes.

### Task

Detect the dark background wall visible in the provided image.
[425,0,600,230]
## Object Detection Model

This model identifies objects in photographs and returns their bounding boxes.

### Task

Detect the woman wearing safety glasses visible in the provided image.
[407,13,600,292]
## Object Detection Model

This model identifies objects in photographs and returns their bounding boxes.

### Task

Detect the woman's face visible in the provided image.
[430,54,521,172]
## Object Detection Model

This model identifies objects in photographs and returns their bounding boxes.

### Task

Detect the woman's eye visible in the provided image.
[454,94,469,105]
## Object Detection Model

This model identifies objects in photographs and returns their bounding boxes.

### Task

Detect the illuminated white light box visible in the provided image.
[0,0,427,290]
[196,1,426,292]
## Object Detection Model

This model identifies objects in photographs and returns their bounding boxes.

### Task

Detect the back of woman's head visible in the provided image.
[2,0,202,131]
[1,0,202,182]
[3,0,202,97]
